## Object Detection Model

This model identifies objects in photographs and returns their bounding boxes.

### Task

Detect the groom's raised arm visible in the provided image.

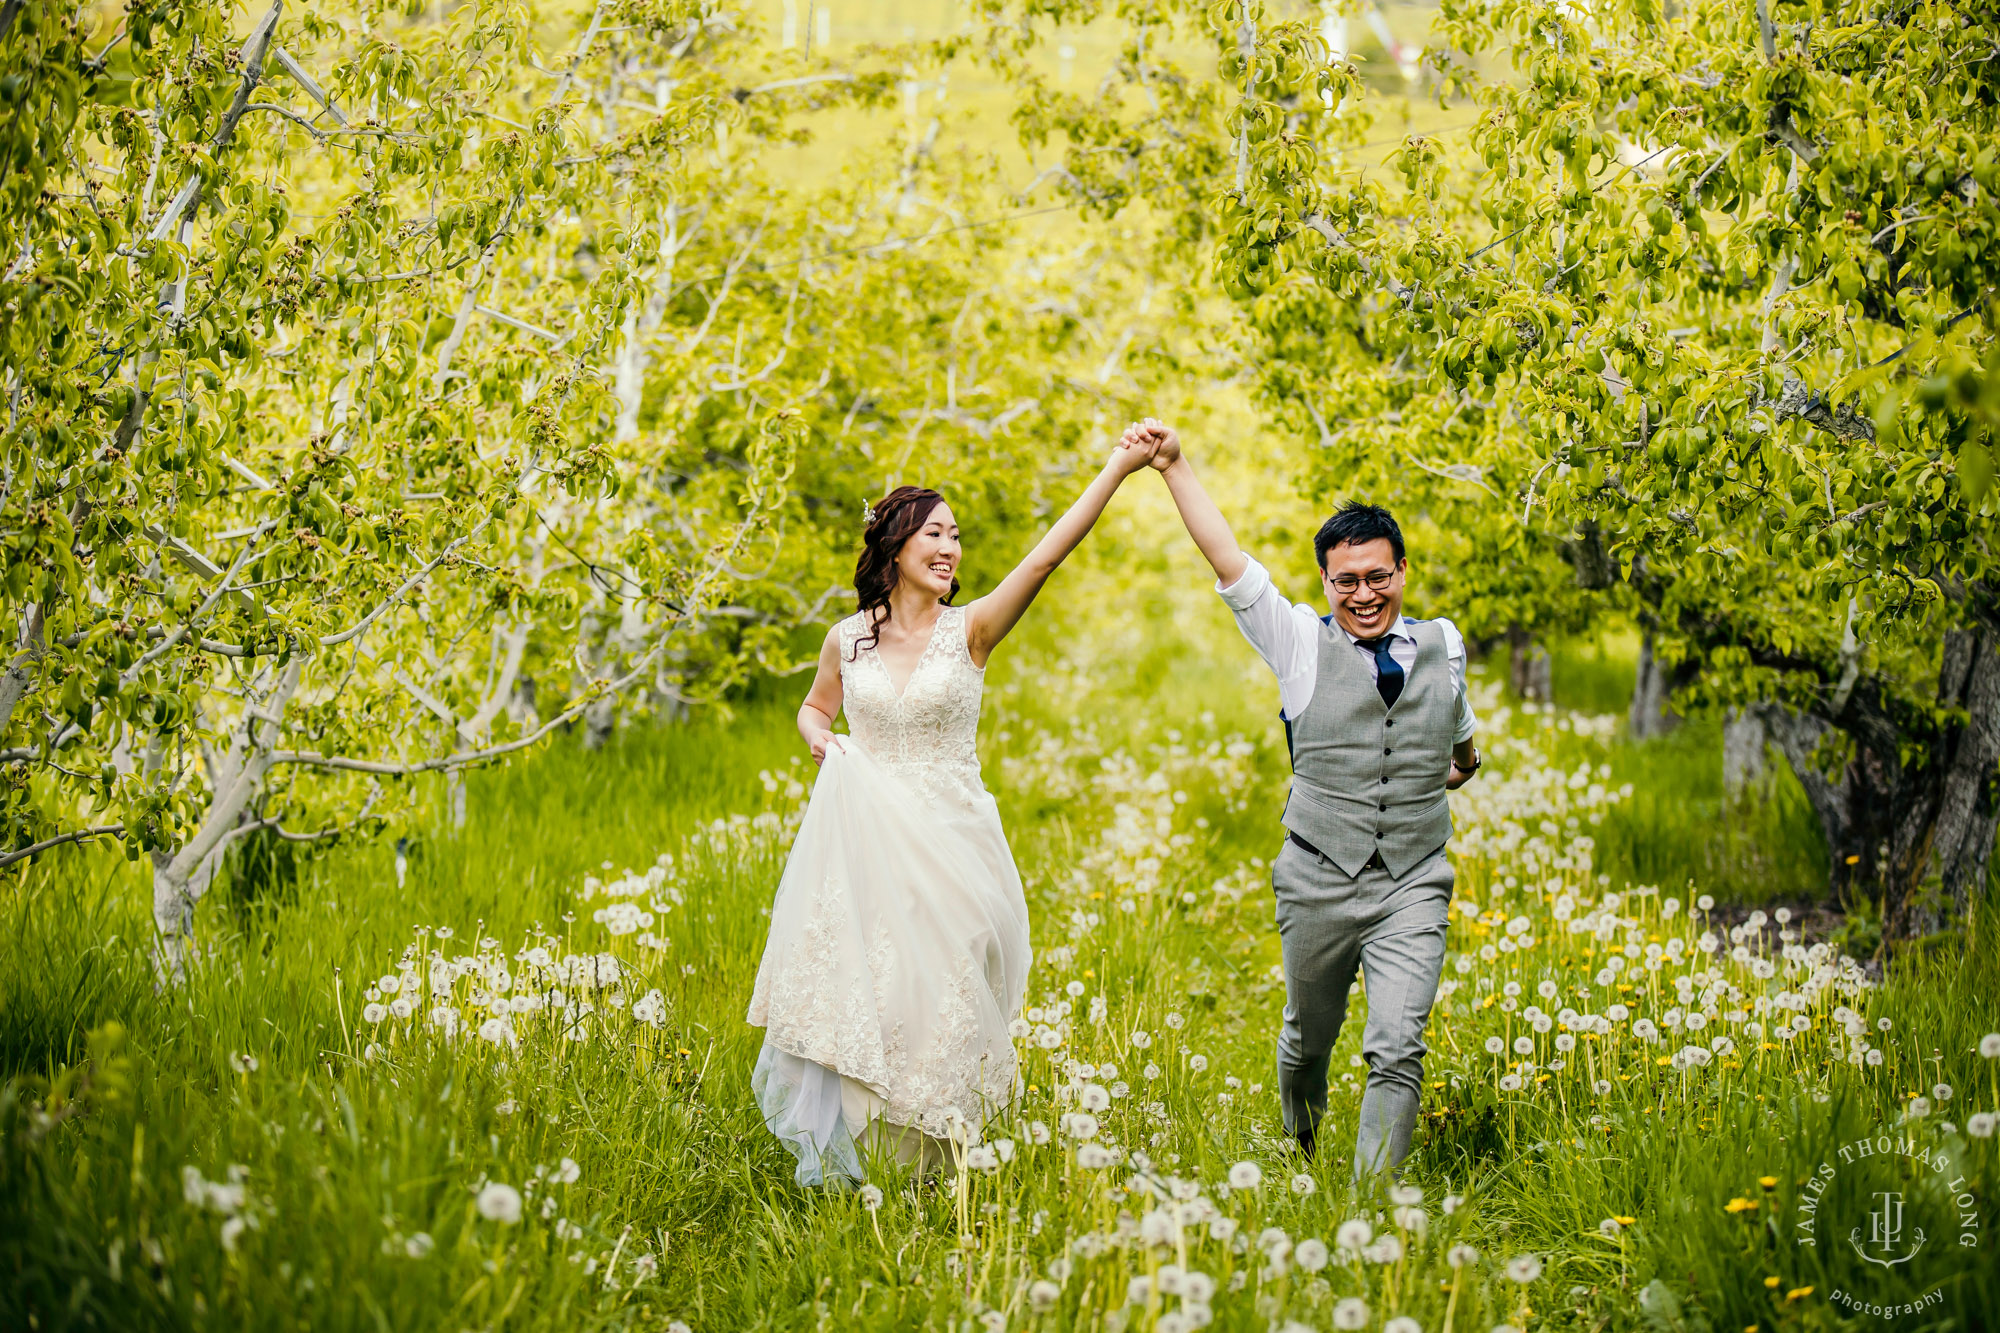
[1119,419,1247,588]
[1122,419,1320,720]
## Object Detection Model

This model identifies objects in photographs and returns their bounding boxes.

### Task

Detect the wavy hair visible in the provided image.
[851,485,958,659]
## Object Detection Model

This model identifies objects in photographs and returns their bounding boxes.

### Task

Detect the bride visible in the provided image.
[746,431,1161,1185]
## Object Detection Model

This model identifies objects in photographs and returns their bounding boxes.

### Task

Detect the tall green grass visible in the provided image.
[3,573,1992,1332]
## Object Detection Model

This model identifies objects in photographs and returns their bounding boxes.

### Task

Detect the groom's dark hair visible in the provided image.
[1314,502,1405,569]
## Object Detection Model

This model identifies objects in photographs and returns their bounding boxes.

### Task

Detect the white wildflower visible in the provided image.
[476,1182,522,1224]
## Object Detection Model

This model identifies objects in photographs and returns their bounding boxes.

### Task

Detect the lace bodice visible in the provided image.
[838,605,985,802]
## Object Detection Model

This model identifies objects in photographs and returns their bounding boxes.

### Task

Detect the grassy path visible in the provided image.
[3,580,1995,1332]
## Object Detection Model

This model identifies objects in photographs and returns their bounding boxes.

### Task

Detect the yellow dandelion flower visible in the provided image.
[1758,1176,1778,1189]
[1763,1276,1781,1289]
[1724,1198,1759,1214]
[1785,1287,1813,1302]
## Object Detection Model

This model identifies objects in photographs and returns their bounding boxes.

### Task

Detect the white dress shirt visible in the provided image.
[1217,557,1477,742]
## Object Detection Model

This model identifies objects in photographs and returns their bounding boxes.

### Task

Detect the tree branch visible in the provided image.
[272,45,349,126]
[319,523,490,647]
[147,0,284,241]
[546,1,608,109]
[0,825,125,870]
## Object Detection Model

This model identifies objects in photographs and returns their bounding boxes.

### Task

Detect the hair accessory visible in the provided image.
[862,500,876,527]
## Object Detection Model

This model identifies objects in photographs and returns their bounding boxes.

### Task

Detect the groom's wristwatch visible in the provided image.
[1452,749,1481,775]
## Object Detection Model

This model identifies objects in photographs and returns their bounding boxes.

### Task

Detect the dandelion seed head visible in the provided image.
[476,1182,522,1224]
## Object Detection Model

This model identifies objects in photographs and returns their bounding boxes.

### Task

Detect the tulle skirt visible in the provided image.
[745,742,1031,1186]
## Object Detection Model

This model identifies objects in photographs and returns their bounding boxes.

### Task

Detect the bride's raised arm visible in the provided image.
[963,431,1158,667]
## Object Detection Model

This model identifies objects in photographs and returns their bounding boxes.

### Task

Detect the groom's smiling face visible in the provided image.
[1320,537,1406,640]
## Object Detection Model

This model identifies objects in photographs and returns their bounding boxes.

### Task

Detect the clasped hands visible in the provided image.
[1109,417,1182,476]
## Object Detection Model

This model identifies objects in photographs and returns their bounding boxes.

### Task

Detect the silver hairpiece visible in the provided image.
[862,499,876,526]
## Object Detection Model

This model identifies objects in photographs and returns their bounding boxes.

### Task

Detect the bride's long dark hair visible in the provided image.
[852,485,959,660]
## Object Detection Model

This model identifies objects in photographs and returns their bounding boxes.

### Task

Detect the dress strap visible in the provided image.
[939,604,973,660]
[836,612,869,663]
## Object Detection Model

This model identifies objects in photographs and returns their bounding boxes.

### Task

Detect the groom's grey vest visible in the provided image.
[1283,618,1456,880]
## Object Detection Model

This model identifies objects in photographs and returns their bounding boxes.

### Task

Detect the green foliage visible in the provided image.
[0,0,1161,947]
[974,0,2000,929]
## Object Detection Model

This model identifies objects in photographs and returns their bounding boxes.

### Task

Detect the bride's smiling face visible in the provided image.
[895,501,961,599]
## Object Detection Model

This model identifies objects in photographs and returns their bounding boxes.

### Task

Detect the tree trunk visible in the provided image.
[1723,707,1770,801]
[1889,626,2000,934]
[1506,625,1551,703]
[0,600,46,737]
[583,694,617,750]
[152,660,301,982]
[1629,629,1680,740]
[508,676,539,729]
[1760,627,2000,938]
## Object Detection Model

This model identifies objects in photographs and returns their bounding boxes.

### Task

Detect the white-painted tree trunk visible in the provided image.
[152,660,303,983]
[1628,630,1680,741]
[1722,706,1770,802]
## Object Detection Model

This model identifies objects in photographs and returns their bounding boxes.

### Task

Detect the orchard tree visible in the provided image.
[982,0,1998,938]
[0,0,1161,973]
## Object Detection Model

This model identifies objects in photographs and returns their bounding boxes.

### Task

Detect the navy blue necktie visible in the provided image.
[1363,635,1404,709]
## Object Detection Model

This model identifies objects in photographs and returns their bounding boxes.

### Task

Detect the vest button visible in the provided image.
[1378,803,1386,812]
[1374,830,1383,839]
[1384,719,1395,727]
[1384,747,1392,755]
[1380,776,1389,784]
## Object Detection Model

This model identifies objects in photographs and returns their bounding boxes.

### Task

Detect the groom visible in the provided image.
[1125,419,1480,1179]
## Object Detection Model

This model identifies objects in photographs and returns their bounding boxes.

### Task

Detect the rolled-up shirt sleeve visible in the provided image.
[1216,557,1322,721]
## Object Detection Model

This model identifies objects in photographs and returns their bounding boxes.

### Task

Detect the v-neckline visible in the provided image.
[873,610,947,701]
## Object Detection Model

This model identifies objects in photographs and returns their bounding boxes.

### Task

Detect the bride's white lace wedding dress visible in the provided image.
[745,604,1032,1185]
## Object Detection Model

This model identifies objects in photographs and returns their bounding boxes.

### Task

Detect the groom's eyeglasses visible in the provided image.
[1327,569,1398,595]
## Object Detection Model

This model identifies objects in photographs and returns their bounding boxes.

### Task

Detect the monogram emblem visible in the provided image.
[1849,1191,1927,1268]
